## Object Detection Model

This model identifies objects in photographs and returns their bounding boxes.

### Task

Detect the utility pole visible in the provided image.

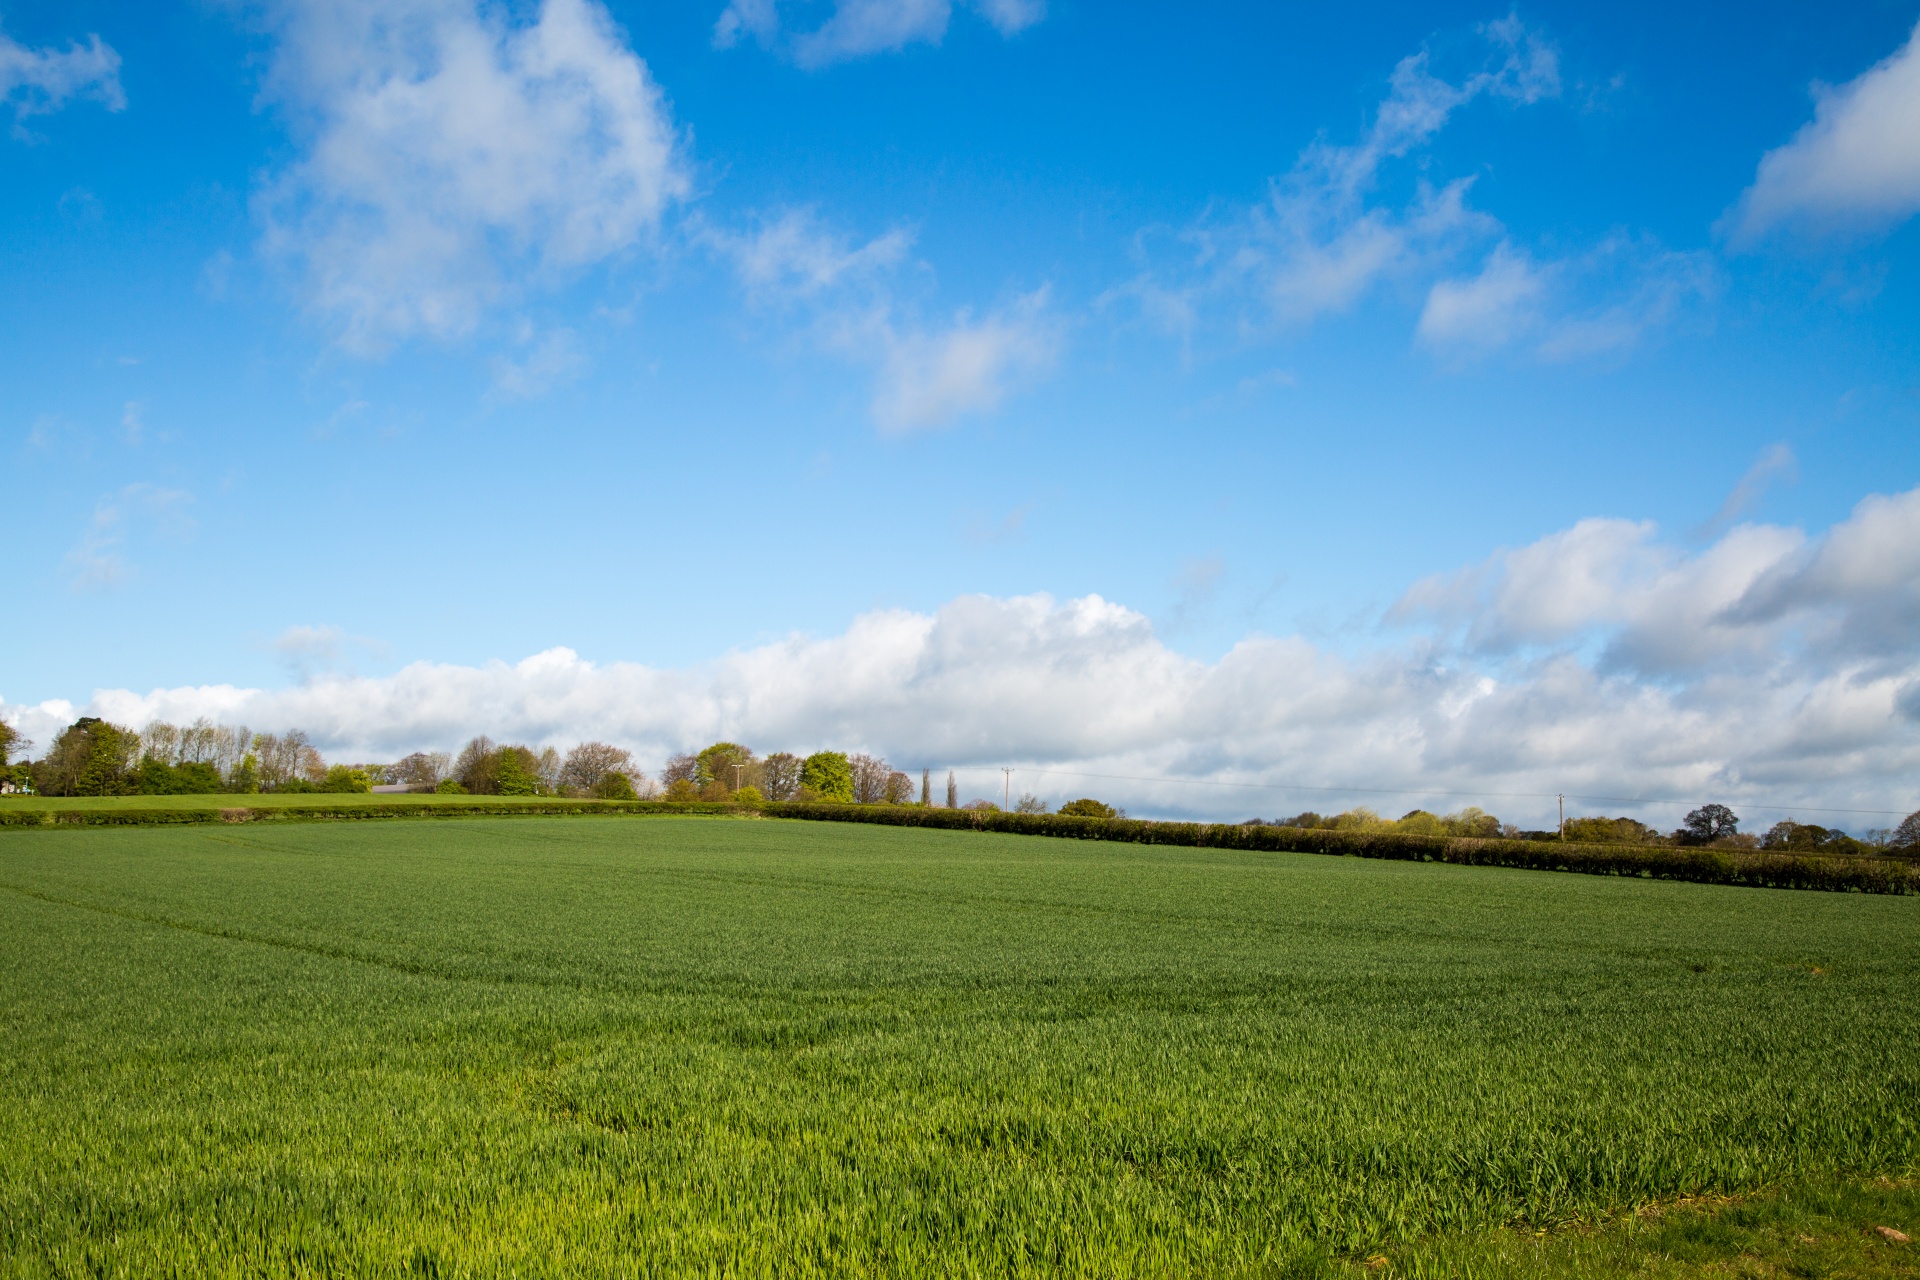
[1003,767,1011,812]
[734,763,743,793]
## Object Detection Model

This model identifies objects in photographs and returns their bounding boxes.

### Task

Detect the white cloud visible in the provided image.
[872,291,1057,430]
[0,25,124,125]
[1417,242,1549,351]
[1419,235,1716,361]
[714,0,1043,67]
[711,208,1058,430]
[256,0,687,351]
[14,484,1920,828]
[1728,20,1920,241]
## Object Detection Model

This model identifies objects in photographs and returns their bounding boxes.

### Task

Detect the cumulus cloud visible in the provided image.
[715,0,1043,67]
[255,0,687,351]
[710,208,1058,430]
[0,24,124,126]
[1728,20,1920,242]
[12,485,1920,827]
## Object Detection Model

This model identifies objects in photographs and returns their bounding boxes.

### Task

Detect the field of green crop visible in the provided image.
[1,816,1915,1278]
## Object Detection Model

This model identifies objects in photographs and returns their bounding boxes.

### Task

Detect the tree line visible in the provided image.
[4,717,1915,850]
[1247,801,1920,853]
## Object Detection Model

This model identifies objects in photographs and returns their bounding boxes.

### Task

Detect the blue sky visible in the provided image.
[6,0,1920,824]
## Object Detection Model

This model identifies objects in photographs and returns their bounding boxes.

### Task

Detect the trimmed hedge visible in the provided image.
[761,803,1919,895]
[0,800,748,828]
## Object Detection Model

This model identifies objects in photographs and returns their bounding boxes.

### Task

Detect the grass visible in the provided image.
[0,816,1914,1277]
[0,790,560,810]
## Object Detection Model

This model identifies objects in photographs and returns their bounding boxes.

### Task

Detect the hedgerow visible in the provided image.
[762,803,1920,894]
[0,800,744,828]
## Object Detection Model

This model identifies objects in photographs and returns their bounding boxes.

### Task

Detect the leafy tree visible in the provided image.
[1058,798,1116,819]
[1014,793,1049,814]
[1277,812,1324,829]
[946,770,958,809]
[493,747,540,796]
[761,752,803,802]
[801,751,854,802]
[227,753,260,794]
[733,784,765,805]
[35,718,139,796]
[1679,804,1740,845]
[920,769,931,807]
[436,777,468,795]
[1440,807,1502,838]
[884,771,915,804]
[560,743,634,796]
[1761,820,1863,855]
[592,771,638,801]
[318,765,373,794]
[663,778,699,802]
[697,743,757,793]
[0,720,22,766]
[135,757,222,795]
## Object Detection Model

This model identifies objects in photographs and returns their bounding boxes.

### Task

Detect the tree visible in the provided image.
[0,719,22,766]
[1563,816,1659,845]
[1058,798,1116,819]
[760,752,802,801]
[946,770,958,809]
[318,765,373,793]
[849,753,893,803]
[390,751,452,788]
[920,768,931,807]
[696,742,758,793]
[559,743,634,796]
[661,753,700,788]
[1761,820,1864,855]
[34,718,138,796]
[884,771,915,804]
[1893,810,1920,850]
[1679,804,1740,844]
[593,771,638,800]
[453,736,498,792]
[254,730,323,791]
[1014,793,1048,814]
[664,778,698,802]
[733,784,765,804]
[801,751,854,802]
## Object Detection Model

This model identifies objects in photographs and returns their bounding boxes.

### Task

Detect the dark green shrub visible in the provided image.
[1058,798,1116,819]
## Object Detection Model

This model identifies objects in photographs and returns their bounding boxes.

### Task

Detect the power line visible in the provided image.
[994,765,1913,819]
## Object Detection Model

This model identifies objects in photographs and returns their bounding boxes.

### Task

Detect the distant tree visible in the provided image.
[801,751,854,802]
[661,753,700,788]
[920,768,931,807]
[849,753,893,804]
[534,747,562,793]
[453,736,498,792]
[35,718,139,796]
[963,799,1000,812]
[1057,798,1116,819]
[884,771,915,804]
[227,753,260,794]
[1014,793,1048,814]
[1277,812,1323,829]
[254,730,323,791]
[946,770,958,809]
[1440,807,1503,838]
[493,747,541,796]
[695,742,758,793]
[663,778,698,803]
[0,719,23,766]
[1892,810,1920,850]
[760,752,803,802]
[559,743,633,796]
[1563,816,1660,845]
[436,777,468,794]
[141,721,181,766]
[1679,804,1740,845]
[1761,820,1864,855]
[733,784,766,805]
[319,765,373,794]
[1326,807,1386,831]
[391,751,452,788]
[593,771,638,801]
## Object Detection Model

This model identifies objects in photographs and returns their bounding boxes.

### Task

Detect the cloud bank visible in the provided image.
[255,0,687,350]
[11,486,1920,828]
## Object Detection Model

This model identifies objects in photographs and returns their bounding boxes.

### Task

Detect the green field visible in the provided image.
[1,816,1915,1277]
[0,791,558,811]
